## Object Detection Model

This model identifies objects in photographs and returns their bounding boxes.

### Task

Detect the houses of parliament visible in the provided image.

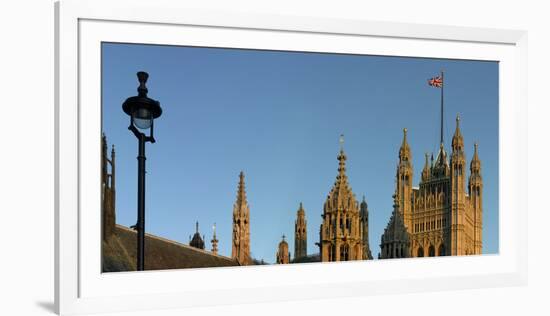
[102,114,483,271]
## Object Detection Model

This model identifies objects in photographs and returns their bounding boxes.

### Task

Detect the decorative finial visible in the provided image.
[195,221,199,233]
[282,234,286,241]
[212,222,216,235]
[339,134,344,151]
[136,71,149,97]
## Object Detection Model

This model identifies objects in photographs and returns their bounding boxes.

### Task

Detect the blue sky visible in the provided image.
[102,43,499,263]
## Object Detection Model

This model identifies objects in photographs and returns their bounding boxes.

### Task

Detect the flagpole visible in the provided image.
[440,70,444,145]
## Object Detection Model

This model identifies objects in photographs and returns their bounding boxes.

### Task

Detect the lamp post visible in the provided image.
[122,71,162,271]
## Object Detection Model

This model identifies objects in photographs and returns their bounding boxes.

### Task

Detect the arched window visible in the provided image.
[329,244,336,261]
[417,247,424,257]
[340,244,349,261]
[438,244,446,256]
[429,245,435,257]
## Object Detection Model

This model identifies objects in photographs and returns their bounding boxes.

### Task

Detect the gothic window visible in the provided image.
[340,244,349,261]
[417,247,424,257]
[329,244,336,261]
[429,245,435,257]
[438,244,446,256]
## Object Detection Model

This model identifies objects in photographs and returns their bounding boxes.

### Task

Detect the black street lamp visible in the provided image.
[122,71,162,271]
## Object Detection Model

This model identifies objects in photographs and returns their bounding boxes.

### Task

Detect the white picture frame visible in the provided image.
[55,0,528,314]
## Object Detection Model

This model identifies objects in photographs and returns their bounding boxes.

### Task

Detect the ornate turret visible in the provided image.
[469,143,483,254]
[421,152,431,181]
[101,134,116,241]
[211,223,219,255]
[396,128,413,230]
[399,128,412,163]
[359,196,373,260]
[452,115,464,151]
[276,235,290,264]
[379,193,410,259]
[231,171,251,265]
[294,203,307,260]
[319,135,364,262]
[190,221,205,249]
[470,143,481,176]
[450,114,467,255]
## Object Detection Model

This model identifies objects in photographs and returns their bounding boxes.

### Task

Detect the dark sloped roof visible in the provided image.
[291,253,321,264]
[102,225,239,272]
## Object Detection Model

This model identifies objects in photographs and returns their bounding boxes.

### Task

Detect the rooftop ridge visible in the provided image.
[115,224,236,261]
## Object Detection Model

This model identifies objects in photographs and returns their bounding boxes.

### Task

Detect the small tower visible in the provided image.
[450,115,467,255]
[211,223,219,255]
[101,134,116,241]
[421,152,431,182]
[294,202,307,260]
[360,196,373,260]
[396,128,413,230]
[380,193,410,259]
[319,135,364,262]
[232,171,251,265]
[469,143,483,254]
[276,235,290,264]
[190,221,205,249]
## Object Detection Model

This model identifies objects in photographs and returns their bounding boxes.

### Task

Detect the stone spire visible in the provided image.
[396,128,413,230]
[452,114,464,152]
[469,143,483,254]
[235,171,247,211]
[294,202,307,260]
[211,223,219,255]
[190,221,205,249]
[360,195,373,260]
[433,133,450,178]
[320,137,363,262]
[470,143,481,174]
[450,114,467,255]
[421,152,431,181]
[101,134,116,241]
[379,193,410,259]
[232,171,251,265]
[399,128,411,163]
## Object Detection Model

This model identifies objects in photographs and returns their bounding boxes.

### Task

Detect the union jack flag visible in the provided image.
[428,75,443,88]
